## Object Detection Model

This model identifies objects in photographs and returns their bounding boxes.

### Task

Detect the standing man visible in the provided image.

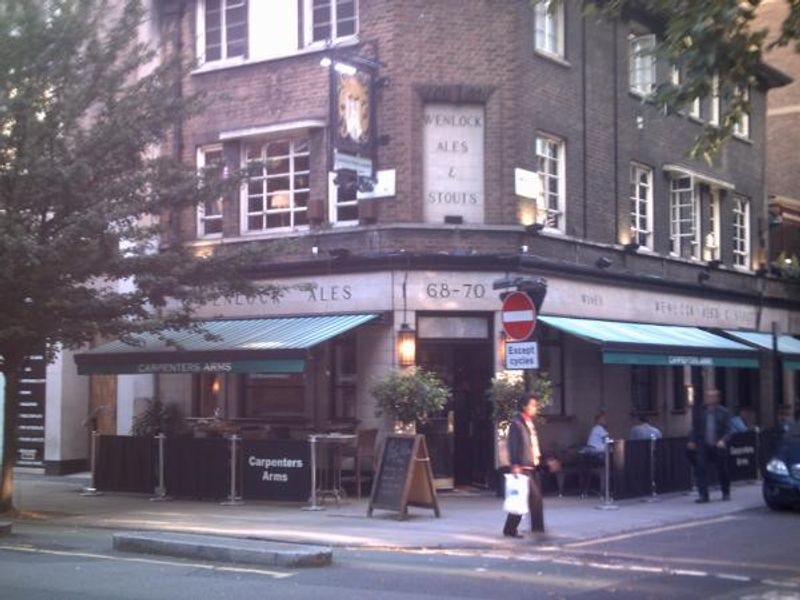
[502,393,545,538]
[688,389,732,503]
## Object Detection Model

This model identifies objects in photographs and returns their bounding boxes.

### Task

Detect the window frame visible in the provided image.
[629,33,656,96]
[671,65,701,119]
[534,134,566,233]
[241,137,311,235]
[629,162,654,250]
[304,0,359,48]
[196,145,225,239]
[733,86,750,139]
[669,175,700,260]
[328,171,359,226]
[709,75,721,126]
[196,0,248,66]
[704,188,721,262]
[533,0,565,58]
[631,365,658,414]
[732,194,751,270]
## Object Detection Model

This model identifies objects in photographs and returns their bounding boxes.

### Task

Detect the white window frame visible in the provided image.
[534,0,564,58]
[241,138,310,234]
[629,163,653,250]
[733,86,750,139]
[535,134,566,233]
[732,195,751,269]
[709,75,720,126]
[669,176,700,260]
[629,33,656,96]
[196,145,225,239]
[328,171,358,226]
[671,65,701,119]
[304,0,359,48]
[705,189,721,261]
[195,0,248,66]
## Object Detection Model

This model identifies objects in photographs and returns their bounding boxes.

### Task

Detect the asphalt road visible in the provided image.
[0,507,797,599]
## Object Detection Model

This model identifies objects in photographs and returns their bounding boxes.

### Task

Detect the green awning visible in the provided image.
[538,316,759,368]
[723,330,800,370]
[74,314,379,375]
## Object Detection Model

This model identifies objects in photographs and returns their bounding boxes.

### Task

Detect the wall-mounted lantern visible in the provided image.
[397,323,416,367]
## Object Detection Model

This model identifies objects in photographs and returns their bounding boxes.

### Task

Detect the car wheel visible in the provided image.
[764,495,789,511]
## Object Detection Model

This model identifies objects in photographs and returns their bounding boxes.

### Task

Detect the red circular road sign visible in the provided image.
[501,291,537,341]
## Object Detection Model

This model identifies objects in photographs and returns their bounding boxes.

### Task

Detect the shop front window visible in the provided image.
[242,373,305,417]
[631,365,658,414]
[330,334,357,420]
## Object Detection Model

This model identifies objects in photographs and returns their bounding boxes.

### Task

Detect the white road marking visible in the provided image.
[563,515,738,548]
[0,544,294,579]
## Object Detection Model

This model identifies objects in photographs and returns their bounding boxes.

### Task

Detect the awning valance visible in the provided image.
[538,316,759,368]
[74,314,379,375]
[723,330,800,371]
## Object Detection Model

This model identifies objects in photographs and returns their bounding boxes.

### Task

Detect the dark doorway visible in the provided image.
[418,340,495,487]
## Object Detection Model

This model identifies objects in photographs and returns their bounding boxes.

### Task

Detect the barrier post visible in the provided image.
[302,434,325,511]
[220,434,243,506]
[643,434,660,503]
[80,430,103,497]
[150,433,171,502]
[754,426,761,482]
[595,437,619,510]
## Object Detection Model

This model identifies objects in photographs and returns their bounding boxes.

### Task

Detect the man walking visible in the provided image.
[503,393,545,538]
[688,389,732,503]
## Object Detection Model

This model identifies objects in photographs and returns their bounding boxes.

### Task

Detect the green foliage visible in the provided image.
[775,252,800,279]
[534,0,800,161]
[372,367,451,427]
[131,398,184,437]
[486,371,553,432]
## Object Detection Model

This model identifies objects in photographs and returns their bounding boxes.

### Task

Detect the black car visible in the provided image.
[763,423,800,511]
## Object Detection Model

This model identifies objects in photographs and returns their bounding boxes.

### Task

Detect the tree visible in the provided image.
[541,0,797,161]
[0,0,271,513]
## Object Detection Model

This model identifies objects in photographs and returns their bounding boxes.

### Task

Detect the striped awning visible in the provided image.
[723,330,800,370]
[74,314,379,375]
[538,316,759,368]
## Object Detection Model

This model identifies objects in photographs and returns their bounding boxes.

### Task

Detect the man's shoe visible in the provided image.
[695,497,710,504]
[503,531,523,539]
[721,494,731,501]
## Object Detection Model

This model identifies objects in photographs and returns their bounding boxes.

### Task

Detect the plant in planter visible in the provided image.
[487,371,552,467]
[372,367,451,433]
[131,398,185,437]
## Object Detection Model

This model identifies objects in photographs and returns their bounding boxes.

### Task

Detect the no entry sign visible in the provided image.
[501,291,537,340]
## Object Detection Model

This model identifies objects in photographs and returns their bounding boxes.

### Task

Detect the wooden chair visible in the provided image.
[342,429,378,500]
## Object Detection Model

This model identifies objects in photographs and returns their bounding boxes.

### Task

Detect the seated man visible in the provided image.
[629,414,662,440]
[585,412,610,457]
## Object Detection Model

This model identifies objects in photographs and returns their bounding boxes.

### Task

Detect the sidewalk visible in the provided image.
[9,473,765,550]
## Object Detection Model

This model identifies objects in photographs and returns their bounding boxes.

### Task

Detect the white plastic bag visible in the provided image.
[503,474,529,515]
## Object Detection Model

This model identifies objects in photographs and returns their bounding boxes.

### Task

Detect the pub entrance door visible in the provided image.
[417,335,495,488]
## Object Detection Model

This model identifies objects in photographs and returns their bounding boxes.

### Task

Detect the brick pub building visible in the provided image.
[66,0,800,488]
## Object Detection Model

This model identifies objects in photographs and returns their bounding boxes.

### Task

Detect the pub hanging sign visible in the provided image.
[329,59,376,168]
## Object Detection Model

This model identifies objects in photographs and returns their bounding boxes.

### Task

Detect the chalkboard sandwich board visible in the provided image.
[367,434,440,519]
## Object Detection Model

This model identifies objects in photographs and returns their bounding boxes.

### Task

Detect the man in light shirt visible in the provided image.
[586,412,610,455]
[629,414,662,440]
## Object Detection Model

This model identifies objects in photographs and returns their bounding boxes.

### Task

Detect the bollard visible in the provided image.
[595,437,619,510]
[149,433,172,502]
[754,426,761,482]
[220,434,243,506]
[80,430,103,497]
[642,434,660,503]
[302,434,325,511]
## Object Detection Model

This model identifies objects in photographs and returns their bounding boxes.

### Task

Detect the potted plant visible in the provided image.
[372,367,451,433]
[131,398,185,437]
[487,371,552,467]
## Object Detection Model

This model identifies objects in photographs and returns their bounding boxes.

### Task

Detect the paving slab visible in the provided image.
[112,531,332,567]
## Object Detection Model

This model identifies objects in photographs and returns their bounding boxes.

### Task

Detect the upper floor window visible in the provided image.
[535,134,565,232]
[629,163,653,249]
[629,33,656,95]
[307,0,358,45]
[709,75,721,126]
[704,189,721,261]
[671,65,701,119]
[534,0,564,58]
[197,146,225,238]
[243,138,310,232]
[733,87,750,138]
[732,195,751,269]
[203,0,247,62]
[669,176,699,260]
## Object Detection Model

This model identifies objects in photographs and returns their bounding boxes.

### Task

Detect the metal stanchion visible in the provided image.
[595,437,619,510]
[754,426,762,482]
[642,434,660,503]
[150,433,172,502]
[80,430,103,496]
[220,434,243,506]
[302,434,325,511]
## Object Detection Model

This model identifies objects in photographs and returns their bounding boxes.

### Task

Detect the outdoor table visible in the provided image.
[307,433,356,507]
